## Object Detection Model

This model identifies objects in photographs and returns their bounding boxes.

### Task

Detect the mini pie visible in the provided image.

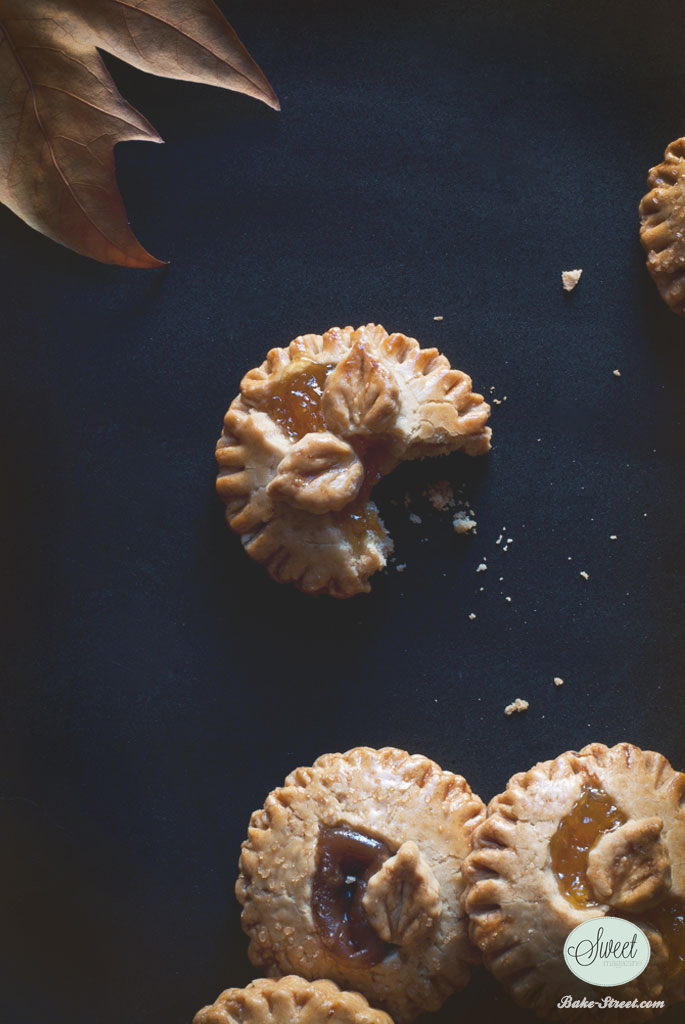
[463,742,685,1021]
[236,746,486,1023]
[640,137,685,315]
[215,324,491,597]
[193,976,393,1024]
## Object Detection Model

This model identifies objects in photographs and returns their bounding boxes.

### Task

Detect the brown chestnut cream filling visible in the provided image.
[550,781,684,977]
[312,825,391,965]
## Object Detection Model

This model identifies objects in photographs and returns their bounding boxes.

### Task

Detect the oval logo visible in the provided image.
[563,917,651,987]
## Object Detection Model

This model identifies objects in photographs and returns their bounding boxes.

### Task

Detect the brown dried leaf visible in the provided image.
[0,0,278,266]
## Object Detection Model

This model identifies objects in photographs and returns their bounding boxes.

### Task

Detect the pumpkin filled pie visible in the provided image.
[463,742,685,1021]
[216,324,491,597]
[193,976,393,1024]
[640,137,685,316]
[235,746,485,1023]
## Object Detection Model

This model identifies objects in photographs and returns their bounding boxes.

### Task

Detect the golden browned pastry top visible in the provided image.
[193,976,394,1024]
[640,138,685,315]
[463,742,685,1022]
[216,324,491,597]
[235,746,485,1023]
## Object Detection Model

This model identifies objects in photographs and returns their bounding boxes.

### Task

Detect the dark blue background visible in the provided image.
[1,2,683,1022]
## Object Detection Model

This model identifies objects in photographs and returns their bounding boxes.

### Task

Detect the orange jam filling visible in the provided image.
[336,505,383,547]
[550,781,625,909]
[260,359,336,441]
[551,780,685,977]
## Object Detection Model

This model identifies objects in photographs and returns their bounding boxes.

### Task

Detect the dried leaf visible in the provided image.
[0,0,278,266]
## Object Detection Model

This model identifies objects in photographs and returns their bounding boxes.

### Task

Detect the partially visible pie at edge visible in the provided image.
[193,976,394,1024]
[215,324,491,597]
[640,137,685,315]
[462,742,685,1022]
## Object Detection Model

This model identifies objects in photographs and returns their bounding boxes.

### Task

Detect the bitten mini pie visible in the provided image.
[216,324,491,597]
[236,747,486,1023]
[640,137,685,316]
[193,977,393,1024]
[463,742,685,1021]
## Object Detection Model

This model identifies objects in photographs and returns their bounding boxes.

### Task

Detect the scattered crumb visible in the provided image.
[396,563,407,573]
[433,315,444,321]
[453,513,477,534]
[505,596,512,602]
[426,480,455,511]
[493,398,502,405]
[580,570,589,580]
[613,369,621,377]
[468,613,477,621]
[409,513,422,525]
[496,533,503,545]
[562,268,583,292]
[505,698,529,716]
[610,535,617,541]
[489,386,495,393]
[476,562,487,573]
[554,677,564,687]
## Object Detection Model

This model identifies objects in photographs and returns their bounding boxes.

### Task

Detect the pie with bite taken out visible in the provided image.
[235,746,486,1023]
[462,742,685,1022]
[215,324,491,597]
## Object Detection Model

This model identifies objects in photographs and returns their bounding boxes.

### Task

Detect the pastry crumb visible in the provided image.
[409,513,422,525]
[580,570,589,580]
[396,563,407,573]
[562,268,583,292]
[476,562,487,573]
[613,369,621,377]
[554,676,564,687]
[433,315,444,321]
[505,698,529,716]
[453,513,477,534]
[493,398,502,404]
[426,480,454,511]
[468,612,476,620]
[610,535,617,541]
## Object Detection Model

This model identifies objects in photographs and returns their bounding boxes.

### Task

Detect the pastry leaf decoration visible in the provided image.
[0,0,278,266]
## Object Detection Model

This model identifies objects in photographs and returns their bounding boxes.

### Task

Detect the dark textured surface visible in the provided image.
[1,2,684,1022]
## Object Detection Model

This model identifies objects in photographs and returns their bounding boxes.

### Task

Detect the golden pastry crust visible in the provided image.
[236,746,486,1023]
[640,138,685,315]
[193,976,394,1024]
[216,324,491,597]
[462,742,685,1022]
